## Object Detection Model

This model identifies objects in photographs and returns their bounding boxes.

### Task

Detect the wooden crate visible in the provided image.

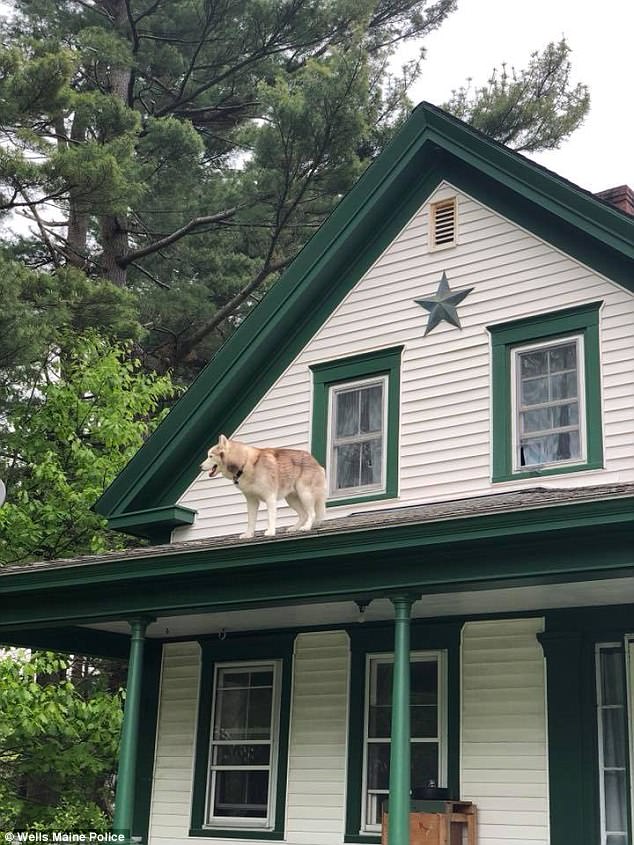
[381,802,476,845]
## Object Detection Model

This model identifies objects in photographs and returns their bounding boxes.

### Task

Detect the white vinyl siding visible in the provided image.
[460,618,549,845]
[174,182,634,541]
[148,642,201,845]
[285,631,349,845]
[148,633,350,845]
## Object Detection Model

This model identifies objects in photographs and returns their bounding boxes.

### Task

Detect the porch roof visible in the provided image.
[0,482,632,653]
[2,481,634,580]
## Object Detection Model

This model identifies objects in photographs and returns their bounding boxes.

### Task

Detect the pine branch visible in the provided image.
[119,205,242,266]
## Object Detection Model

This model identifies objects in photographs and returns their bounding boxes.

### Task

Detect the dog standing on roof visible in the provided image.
[201,435,327,539]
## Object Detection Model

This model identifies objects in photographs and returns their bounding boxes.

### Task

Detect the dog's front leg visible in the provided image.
[241,496,259,539]
[264,496,277,537]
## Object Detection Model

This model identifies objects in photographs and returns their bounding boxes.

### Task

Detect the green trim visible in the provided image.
[489,302,604,482]
[0,498,632,630]
[93,102,634,533]
[0,625,131,659]
[190,633,294,839]
[106,505,196,542]
[132,642,162,844]
[113,618,153,840]
[310,347,403,505]
[344,620,461,841]
[388,597,414,845]
[540,607,634,845]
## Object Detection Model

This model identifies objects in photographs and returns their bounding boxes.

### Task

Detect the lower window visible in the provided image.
[206,661,281,828]
[596,644,631,845]
[362,652,447,832]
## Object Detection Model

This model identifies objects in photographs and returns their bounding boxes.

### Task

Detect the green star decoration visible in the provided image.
[414,272,474,336]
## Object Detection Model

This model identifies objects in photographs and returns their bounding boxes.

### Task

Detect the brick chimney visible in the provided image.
[595,185,634,216]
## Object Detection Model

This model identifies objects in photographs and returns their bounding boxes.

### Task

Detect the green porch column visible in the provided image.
[113,617,153,842]
[388,595,416,845]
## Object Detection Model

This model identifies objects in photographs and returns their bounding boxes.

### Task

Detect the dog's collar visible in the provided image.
[233,465,245,485]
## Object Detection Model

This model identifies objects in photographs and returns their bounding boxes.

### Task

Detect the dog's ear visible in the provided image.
[218,434,228,447]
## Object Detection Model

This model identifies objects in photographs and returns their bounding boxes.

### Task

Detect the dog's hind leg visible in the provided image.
[295,485,316,531]
[240,496,259,539]
[286,493,307,532]
[314,494,326,527]
[264,496,277,537]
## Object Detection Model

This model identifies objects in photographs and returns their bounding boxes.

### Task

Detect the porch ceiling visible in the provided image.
[81,574,634,639]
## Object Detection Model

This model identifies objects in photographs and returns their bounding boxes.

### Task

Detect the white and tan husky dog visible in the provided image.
[201,435,327,538]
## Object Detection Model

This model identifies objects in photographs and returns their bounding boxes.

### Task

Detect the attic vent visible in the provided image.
[430,198,457,249]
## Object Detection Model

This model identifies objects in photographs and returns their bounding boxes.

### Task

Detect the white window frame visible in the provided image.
[326,374,388,499]
[595,643,630,845]
[205,659,282,830]
[511,334,587,473]
[360,650,447,834]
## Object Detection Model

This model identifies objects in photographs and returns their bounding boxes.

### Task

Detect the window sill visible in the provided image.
[492,460,604,483]
[327,491,398,508]
[189,829,284,840]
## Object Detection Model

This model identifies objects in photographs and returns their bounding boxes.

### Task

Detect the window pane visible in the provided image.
[520,408,551,434]
[360,385,383,434]
[604,771,627,833]
[247,687,273,739]
[214,671,273,741]
[601,709,626,768]
[336,389,359,438]
[213,770,269,818]
[606,836,628,845]
[369,662,392,737]
[215,687,248,740]
[411,743,439,792]
[411,661,438,737]
[335,442,360,489]
[367,742,440,793]
[520,431,580,466]
[521,376,548,405]
[360,438,382,486]
[520,349,548,377]
[367,742,390,790]
[550,403,578,428]
[600,650,626,705]
[549,343,576,372]
[213,744,271,766]
[551,371,578,400]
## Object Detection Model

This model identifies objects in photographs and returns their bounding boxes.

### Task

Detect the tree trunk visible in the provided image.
[67,113,90,266]
[100,214,129,286]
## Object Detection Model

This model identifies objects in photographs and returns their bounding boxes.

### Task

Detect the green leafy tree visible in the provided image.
[0,330,177,565]
[443,40,590,152]
[0,650,122,831]
[0,2,589,378]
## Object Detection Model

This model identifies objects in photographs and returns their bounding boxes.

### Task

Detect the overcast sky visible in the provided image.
[401,0,634,193]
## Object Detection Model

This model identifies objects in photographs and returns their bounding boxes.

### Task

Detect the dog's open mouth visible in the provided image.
[208,464,218,478]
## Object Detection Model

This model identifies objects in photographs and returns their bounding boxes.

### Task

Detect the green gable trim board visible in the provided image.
[489,301,604,482]
[93,102,634,535]
[190,633,294,839]
[310,346,403,506]
[106,504,197,542]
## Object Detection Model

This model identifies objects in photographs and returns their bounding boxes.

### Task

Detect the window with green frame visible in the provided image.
[489,302,604,482]
[310,346,403,506]
[344,622,461,843]
[190,634,294,839]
